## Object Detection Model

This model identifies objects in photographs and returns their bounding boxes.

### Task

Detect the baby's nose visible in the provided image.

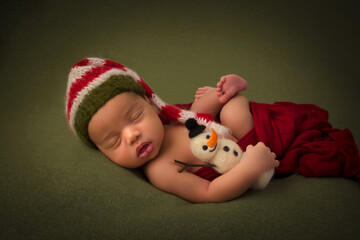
[124,127,141,144]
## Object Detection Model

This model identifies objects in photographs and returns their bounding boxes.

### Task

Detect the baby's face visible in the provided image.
[88,92,164,168]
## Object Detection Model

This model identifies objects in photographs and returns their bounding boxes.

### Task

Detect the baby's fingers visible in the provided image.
[274,160,280,168]
[245,144,254,151]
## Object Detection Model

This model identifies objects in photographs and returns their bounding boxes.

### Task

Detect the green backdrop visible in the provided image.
[1,0,359,239]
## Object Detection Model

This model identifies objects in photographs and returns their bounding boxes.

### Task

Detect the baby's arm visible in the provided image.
[144,142,279,203]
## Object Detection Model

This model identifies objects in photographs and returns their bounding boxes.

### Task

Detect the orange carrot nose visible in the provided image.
[207,129,218,148]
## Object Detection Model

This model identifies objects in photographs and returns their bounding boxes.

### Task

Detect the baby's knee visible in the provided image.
[220,95,253,131]
[220,94,248,115]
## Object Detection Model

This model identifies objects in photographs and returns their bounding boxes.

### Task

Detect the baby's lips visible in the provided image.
[137,142,153,158]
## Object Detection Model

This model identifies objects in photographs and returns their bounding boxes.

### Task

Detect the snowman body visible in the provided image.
[189,126,274,190]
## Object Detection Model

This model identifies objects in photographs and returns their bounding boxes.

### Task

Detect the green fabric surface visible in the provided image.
[1,0,359,239]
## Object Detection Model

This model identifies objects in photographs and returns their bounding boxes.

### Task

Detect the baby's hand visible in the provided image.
[243,142,279,174]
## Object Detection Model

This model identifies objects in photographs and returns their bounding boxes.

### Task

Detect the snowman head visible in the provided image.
[185,118,219,161]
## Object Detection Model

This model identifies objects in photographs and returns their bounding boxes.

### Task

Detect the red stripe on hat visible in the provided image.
[104,60,127,70]
[66,66,112,121]
[72,59,90,68]
[196,112,213,122]
[138,77,154,97]
[161,105,181,122]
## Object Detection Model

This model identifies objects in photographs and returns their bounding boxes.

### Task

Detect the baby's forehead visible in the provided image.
[111,91,146,103]
[123,91,146,99]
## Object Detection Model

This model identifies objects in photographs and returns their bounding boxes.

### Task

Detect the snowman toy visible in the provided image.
[181,118,275,190]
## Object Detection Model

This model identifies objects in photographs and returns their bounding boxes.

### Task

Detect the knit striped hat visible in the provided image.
[65,57,230,146]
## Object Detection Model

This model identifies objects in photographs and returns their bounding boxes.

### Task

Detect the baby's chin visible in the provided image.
[124,154,158,169]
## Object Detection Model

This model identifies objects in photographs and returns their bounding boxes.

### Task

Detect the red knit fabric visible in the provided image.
[196,112,214,122]
[137,77,154,97]
[72,58,89,67]
[103,59,127,70]
[194,101,360,182]
[246,101,360,182]
[161,105,182,122]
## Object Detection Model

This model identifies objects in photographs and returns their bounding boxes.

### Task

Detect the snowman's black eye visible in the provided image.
[206,135,210,139]
[203,145,208,150]
[233,150,238,157]
[223,146,230,152]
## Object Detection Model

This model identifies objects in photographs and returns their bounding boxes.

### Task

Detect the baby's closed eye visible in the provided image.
[101,134,121,149]
[109,136,121,148]
[130,109,143,123]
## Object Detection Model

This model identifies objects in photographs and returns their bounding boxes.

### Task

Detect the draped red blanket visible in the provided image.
[194,101,360,182]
